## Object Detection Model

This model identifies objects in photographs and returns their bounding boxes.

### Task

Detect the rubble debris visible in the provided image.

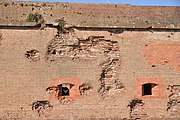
[79,83,92,95]
[32,101,53,116]
[25,49,40,62]
[167,85,180,115]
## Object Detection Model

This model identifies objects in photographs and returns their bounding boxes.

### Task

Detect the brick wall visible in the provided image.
[0,28,179,119]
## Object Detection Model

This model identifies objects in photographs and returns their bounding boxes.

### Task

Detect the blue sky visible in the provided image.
[29,0,180,6]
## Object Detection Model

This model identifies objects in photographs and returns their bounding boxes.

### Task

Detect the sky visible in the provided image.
[28,0,180,6]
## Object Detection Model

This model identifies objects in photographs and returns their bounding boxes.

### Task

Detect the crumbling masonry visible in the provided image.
[0,2,179,120]
[46,31,125,97]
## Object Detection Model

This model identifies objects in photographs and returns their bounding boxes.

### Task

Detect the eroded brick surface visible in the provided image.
[0,3,179,119]
[144,42,180,72]
[0,29,179,119]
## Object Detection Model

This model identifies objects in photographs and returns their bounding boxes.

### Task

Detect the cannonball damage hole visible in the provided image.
[152,65,156,67]
[142,83,157,96]
[25,49,40,62]
[32,100,53,116]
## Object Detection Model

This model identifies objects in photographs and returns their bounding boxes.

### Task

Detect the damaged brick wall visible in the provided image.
[167,85,180,117]
[46,78,81,101]
[46,30,125,97]
[127,99,147,119]
[0,27,179,119]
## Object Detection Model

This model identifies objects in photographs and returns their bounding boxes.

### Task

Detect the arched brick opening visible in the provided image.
[136,78,166,99]
[57,83,74,97]
[47,78,81,100]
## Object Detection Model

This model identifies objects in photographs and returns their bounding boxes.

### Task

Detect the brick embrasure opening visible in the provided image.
[47,78,81,100]
[136,78,166,99]
[142,83,158,96]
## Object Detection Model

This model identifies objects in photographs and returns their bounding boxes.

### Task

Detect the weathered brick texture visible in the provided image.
[0,2,179,120]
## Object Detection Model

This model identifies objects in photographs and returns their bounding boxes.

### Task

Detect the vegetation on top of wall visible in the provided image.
[26,13,45,24]
[54,17,68,33]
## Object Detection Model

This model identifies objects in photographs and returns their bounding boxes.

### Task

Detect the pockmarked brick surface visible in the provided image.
[0,2,179,120]
[0,28,179,119]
